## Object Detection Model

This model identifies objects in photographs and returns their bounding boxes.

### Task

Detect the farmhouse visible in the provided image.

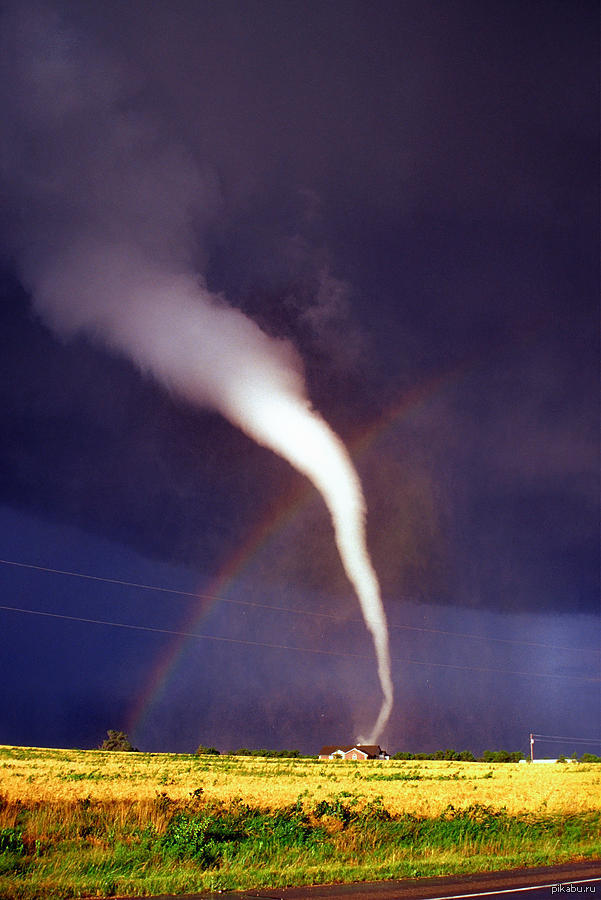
[318,744,389,761]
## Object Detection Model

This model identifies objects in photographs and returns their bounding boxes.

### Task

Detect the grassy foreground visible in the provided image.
[1,746,600,899]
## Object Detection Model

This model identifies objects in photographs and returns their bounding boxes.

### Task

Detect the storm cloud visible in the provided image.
[0,0,597,753]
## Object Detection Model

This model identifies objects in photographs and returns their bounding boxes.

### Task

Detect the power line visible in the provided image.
[388,621,597,653]
[0,557,597,654]
[531,733,601,744]
[1,604,599,682]
[0,557,244,607]
[0,604,366,661]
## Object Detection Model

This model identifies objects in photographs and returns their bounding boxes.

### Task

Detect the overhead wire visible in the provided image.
[531,733,601,744]
[0,557,597,654]
[1,603,599,682]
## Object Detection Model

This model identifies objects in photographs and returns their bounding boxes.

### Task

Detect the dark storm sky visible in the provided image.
[0,0,598,756]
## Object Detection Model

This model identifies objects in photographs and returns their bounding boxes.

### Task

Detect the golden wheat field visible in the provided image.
[1,745,599,817]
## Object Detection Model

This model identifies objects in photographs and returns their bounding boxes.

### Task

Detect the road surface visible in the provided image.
[137,859,600,900]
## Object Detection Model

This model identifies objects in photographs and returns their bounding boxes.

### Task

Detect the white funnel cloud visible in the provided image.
[1,4,393,743]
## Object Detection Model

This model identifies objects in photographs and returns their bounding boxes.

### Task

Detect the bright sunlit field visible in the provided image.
[1,745,599,816]
[1,746,600,900]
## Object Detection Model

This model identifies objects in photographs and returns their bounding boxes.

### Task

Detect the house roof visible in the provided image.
[319,744,382,756]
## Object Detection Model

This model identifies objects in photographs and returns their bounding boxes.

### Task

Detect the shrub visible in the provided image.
[161,814,220,866]
[0,827,25,877]
[160,812,240,865]
[313,793,358,827]
[0,828,24,855]
[245,808,317,848]
[359,796,391,822]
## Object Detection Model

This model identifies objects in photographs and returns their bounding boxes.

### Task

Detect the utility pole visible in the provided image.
[530,733,534,762]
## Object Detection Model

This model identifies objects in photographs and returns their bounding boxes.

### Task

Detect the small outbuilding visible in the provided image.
[318,744,389,761]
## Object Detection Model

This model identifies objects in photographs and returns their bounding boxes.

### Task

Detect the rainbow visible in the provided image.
[126,480,310,741]
[127,361,469,744]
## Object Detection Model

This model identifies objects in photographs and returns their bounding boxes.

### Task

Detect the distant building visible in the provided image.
[318,744,389,761]
[519,758,577,764]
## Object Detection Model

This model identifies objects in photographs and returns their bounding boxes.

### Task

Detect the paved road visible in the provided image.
[139,860,600,900]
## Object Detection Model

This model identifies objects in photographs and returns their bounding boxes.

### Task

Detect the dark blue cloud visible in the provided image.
[0,0,597,752]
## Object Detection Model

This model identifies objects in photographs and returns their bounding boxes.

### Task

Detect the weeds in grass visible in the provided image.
[3,745,598,818]
[1,746,600,899]
[0,793,599,900]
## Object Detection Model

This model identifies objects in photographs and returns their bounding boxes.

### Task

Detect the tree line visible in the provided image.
[98,732,600,762]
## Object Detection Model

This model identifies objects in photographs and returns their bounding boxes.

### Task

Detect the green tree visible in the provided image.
[479,750,523,763]
[195,744,220,756]
[443,749,461,760]
[99,730,138,751]
[458,750,476,761]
